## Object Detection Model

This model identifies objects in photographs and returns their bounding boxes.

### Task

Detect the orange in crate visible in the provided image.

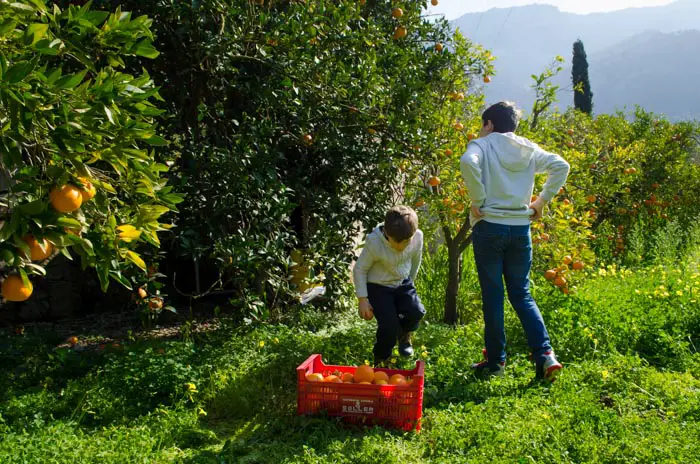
[296,354,425,431]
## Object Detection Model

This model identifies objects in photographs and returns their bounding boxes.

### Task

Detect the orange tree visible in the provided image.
[0,2,181,304]
[519,108,700,285]
[401,31,494,325]
[112,0,493,319]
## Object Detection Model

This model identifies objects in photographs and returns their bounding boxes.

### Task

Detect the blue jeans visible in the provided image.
[472,220,552,367]
[367,279,426,361]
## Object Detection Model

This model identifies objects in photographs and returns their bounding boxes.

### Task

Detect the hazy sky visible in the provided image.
[425,0,677,19]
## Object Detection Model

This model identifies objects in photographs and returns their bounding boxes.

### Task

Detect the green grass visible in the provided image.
[1,262,699,463]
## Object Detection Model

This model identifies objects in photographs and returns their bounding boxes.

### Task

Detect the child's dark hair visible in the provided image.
[482,101,522,133]
[384,206,418,242]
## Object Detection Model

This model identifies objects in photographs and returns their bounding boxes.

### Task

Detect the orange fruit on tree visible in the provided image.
[77,177,96,201]
[50,184,83,213]
[562,255,573,265]
[428,176,441,187]
[138,287,148,299]
[374,371,389,383]
[22,236,54,261]
[341,372,354,383]
[483,75,491,83]
[431,0,438,6]
[572,261,585,271]
[435,43,444,52]
[324,375,342,383]
[389,374,407,386]
[544,270,557,281]
[391,7,403,18]
[306,373,324,382]
[354,365,375,383]
[468,133,477,141]
[67,336,79,345]
[586,195,597,203]
[149,297,163,310]
[302,134,313,145]
[393,26,407,40]
[2,275,33,302]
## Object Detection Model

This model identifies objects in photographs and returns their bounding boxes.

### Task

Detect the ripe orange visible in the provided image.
[374,371,389,383]
[414,200,425,208]
[444,149,453,156]
[483,75,491,83]
[389,374,408,386]
[359,381,372,384]
[567,128,575,135]
[375,379,388,385]
[302,134,313,145]
[341,372,354,383]
[562,255,573,265]
[554,276,567,288]
[467,133,477,141]
[149,297,163,310]
[562,199,571,206]
[428,176,441,187]
[324,375,342,383]
[572,261,585,271]
[453,122,464,131]
[67,336,79,345]
[544,270,557,281]
[77,177,96,201]
[393,26,407,40]
[50,184,83,213]
[138,287,148,299]
[431,0,438,6]
[566,141,575,148]
[2,275,33,302]
[391,7,403,18]
[586,195,597,203]
[22,236,54,261]
[354,365,375,383]
[435,43,444,52]
[306,373,324,382]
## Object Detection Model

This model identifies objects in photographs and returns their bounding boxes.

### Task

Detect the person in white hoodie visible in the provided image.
[353,206,425,367]
[460,101,570,382]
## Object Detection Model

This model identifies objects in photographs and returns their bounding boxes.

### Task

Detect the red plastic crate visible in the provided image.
[296,354,425,432]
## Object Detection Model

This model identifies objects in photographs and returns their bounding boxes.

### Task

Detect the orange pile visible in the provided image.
[305,365,415,386]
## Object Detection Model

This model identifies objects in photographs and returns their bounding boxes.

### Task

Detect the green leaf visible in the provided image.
[25,23,49,45]
[25,262,47,276]
[0,19,17,37]
[125,250,146,270]
[56,217,83,228]
[17,200,46,215]
[19,268,30,286]
[109,271,133,289]
[55,69,88,90]
[10,2,35,12]
[145,135,168,146]
[60,247,74,261]
[96,263,109,292]
[130,39,159,59]
[5,59,37,84]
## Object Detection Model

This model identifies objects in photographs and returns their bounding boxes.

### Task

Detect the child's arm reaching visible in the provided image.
[409,230,424,283]
[460,143,487,216]
[532,148,571,220]
[352,244,375,320]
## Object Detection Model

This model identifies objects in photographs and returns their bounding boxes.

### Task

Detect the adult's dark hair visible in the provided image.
[482,101,522,133]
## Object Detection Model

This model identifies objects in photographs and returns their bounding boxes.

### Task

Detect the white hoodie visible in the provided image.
[460,132,570,227]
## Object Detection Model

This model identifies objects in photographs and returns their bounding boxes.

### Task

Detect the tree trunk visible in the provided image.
[443,241,462,325]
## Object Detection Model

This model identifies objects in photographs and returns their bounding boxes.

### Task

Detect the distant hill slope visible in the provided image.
[450,0,700,120]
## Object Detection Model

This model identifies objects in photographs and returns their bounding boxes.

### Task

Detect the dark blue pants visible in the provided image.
[367,279,426,360]
[472,220,552,367]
